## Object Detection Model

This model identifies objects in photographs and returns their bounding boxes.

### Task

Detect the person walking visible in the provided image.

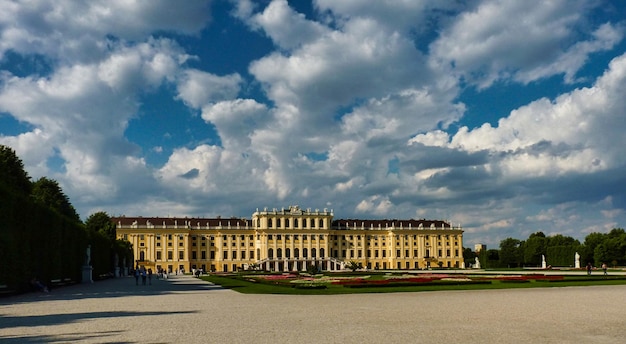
[586,262,593,275]
[134,269,139,285]
[147,268,153,285]
[602,263,608,277]
[141,268,147,285]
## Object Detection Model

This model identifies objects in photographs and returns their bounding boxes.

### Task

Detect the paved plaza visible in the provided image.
[1,273,625,343]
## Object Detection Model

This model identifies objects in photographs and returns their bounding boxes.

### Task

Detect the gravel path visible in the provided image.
[1,274,624,343]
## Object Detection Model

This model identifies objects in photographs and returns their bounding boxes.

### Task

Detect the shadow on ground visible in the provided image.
[0,275,224,306]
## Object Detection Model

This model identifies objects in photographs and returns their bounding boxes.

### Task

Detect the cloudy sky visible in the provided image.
[1,0,625,248]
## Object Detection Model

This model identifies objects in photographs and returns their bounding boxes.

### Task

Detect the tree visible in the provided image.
[346,260,362,272]
[0,145,32,195]
[463,247,476,267]
[547,234,579,247]
[31,177,80,222]
[523,232,547,266]
[582,232,605,265]
[85,212,117,241]
[499,238,522,268]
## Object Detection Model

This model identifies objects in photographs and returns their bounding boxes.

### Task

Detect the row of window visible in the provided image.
[257,218,326,229]
[147,247,460,262]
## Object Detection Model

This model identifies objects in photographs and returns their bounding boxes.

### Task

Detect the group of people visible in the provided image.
[133,267,152,285]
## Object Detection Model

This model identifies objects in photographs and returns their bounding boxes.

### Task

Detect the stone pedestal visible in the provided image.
[82,265,93,283]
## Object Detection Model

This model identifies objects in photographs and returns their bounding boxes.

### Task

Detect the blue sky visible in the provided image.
[1,0,626,248]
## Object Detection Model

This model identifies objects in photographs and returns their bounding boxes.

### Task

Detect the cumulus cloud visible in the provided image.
[430,0,623,88]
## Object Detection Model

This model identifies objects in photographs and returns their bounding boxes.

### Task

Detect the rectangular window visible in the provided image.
[167,251,173,260]
[250,250,254,259]
[382,250,386,258]
[396,250,400,258]
[156,251,162,260]
[178,251,184,260]
[156,242,161,247]
[223,251,228,259]
[405,250,409,258]
[210,251,215,259]
[414,249,418,257]
[192,251,197,259]
[201,251,206,259]
[241,251,246,259]
[232,251,237,259]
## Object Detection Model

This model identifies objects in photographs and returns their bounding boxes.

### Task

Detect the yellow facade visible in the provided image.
[114,205,464,273]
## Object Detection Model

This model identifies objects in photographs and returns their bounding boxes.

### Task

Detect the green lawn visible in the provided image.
[200,273,626,295]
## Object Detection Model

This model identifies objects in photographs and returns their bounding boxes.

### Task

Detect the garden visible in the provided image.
[200,270,626,295]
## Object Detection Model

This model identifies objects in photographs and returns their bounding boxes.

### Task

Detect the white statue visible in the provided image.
[85,245,91,266]
[575,252,580,268]
[541,254,546,269]
[474,257,481,269]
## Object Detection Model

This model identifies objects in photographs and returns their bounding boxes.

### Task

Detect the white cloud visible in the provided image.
[176,69,243,109]
[430,0,622,88]
[250,0,328,50]
[0,0,211,61]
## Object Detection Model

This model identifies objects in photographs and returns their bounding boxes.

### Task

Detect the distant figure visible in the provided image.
[141,268,147,285]
[575,252,580,268]
[602,263,608,276]
[147,268,152,285]
[586,262,593,275]
[134,269,139,285]
[30,277,49,293]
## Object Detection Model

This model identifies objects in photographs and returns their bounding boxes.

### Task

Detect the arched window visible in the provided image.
[303,248,308,258]
[294,248,300,258]
[303,218,307,228]
[320,248,325,258]
[139,251,145,261]
[277,218,281,227]
[294,219,299,228]
[277,248,282,259]
[268,218,273,228]
[286,248,291,258]
[268,248,274,259]
[311,248,317,258]
[319,219,324,228]
[285,219,290,228]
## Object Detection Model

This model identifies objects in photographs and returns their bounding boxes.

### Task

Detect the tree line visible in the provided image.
[464,229,626,269]
[0,145,132,293]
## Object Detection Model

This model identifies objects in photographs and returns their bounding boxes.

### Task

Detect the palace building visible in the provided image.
[113,205,464,273]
